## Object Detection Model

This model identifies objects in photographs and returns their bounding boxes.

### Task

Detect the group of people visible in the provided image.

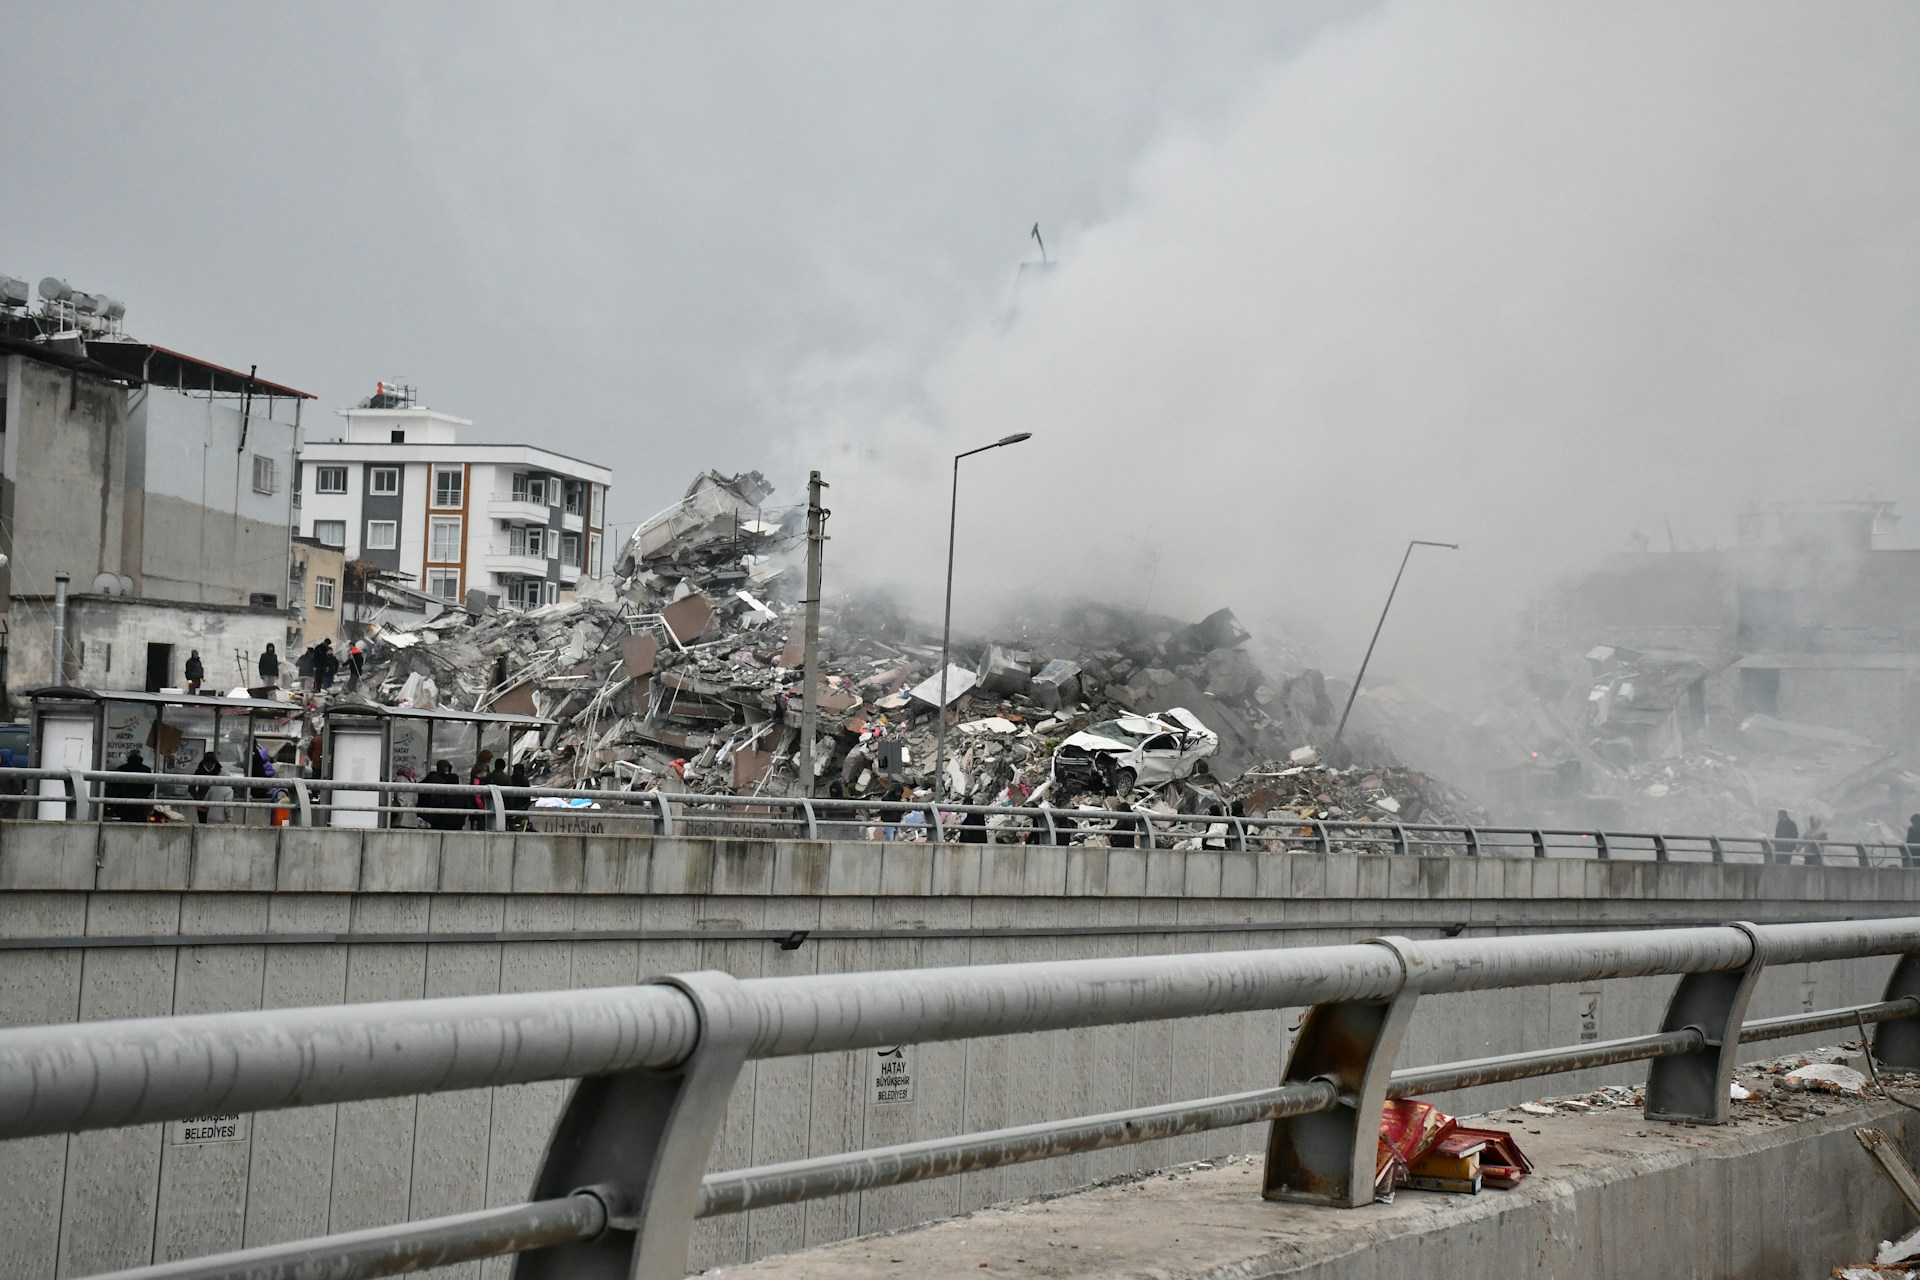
[252,640,365,693]
[1772,809,1920,864]
[102,745,286,823]
[413,753,534,831]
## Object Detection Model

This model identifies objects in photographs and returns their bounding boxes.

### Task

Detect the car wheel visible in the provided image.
[1113,767,1138,793]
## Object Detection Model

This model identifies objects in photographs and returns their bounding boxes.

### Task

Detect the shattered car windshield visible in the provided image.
[1081,720,1152,748]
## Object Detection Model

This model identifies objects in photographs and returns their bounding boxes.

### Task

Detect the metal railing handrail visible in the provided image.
[6,766,1913,867]
[2,916,1918,1280]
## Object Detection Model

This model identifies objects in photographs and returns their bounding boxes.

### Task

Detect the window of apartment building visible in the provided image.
[561,531,581,567]
[252,454,277,495]
[512,473,548,505]
[365,520,398,551]
[506,578,538,608]
[427,570,461,602]
[432,466,463,508]
[315,465,348,494]
[314,520,346,547]
[544,581,560,605]
[508,525,544,558]
[588,531,602,577]
[314,576,337,610]
[429,516,463,563]
[369,467,399,495]
[563,480,584,515]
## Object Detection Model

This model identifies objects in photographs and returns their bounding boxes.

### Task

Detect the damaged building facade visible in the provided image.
[1512,501,1919,835]
[0,276,312,700]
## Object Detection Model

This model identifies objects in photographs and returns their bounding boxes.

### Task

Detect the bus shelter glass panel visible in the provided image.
[101,701,158,773]
[478,722,513,775]
[156,706,218,802]
[435,721,481,777]
[389,718,431,786]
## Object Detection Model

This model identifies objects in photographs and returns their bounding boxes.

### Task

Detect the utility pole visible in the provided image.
[796,471,829,797]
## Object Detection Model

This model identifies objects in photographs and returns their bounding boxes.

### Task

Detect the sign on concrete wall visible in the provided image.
[168,1113,249,1146]
[869,1046,914,1106]
[1579,989,1601,1043]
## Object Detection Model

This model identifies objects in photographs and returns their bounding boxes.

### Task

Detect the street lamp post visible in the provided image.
[1330,539,1459,756]
[933,432,1033,805]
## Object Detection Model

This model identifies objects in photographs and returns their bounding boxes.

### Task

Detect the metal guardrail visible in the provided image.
[1,917,1917,1279]
[2,766,1914,866]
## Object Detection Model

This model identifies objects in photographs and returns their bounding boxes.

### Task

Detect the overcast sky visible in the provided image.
[4,1,1350,538]
[8,2,1918,689]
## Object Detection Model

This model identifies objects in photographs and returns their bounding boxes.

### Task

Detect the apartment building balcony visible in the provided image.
[484,539,550,577]
[489,492,552,524]
[561,509,584,533]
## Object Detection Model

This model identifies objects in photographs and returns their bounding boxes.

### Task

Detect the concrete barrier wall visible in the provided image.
[0,821,1914,1278]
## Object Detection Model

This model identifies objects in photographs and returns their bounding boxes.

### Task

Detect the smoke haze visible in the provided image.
[791,1,1920,695]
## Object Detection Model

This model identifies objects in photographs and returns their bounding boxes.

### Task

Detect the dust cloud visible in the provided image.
[780,1,1920,698]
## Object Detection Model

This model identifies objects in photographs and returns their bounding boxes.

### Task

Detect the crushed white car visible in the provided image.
[1051,707,1219,794]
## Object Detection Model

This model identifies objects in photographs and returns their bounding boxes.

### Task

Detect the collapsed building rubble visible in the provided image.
[335,468,1477,830]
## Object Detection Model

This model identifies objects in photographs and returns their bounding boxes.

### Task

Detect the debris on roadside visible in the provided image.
[1377,1099,1532,1198]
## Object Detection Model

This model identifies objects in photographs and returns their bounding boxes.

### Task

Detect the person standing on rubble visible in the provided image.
[184,650,205,695]
[1906,814,1920,867]
[105,749,155,822]
[345,643,365,692]
[258,643,279,688]
[1772,810,1799,864]
[1105,796,1139,849]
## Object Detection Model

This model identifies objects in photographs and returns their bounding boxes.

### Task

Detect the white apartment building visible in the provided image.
[295,385,612,610]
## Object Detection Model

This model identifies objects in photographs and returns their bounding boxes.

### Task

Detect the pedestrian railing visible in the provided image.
[0,765,1912,866]
[1,916,1916,1280]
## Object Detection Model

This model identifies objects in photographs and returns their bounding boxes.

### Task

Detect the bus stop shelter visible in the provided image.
[26,686,308,820]
[323,703,553,828]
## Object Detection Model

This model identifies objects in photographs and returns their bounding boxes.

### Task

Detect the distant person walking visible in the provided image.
[1772,810,1799,864]
[1800,813,1828,865]
[1906,814,1920,869]
[418,760,466,831]
[189,753,223,824]
[105,749,155,822]
[258,643,279,688]
[184,649,205,695]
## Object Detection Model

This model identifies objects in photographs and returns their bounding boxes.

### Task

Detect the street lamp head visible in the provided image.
[997,432,1033,447]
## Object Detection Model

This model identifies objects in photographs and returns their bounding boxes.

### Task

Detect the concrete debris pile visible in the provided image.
[1227,756,1484,828]
[1505,639,1919,836]
[344,470,1480,810]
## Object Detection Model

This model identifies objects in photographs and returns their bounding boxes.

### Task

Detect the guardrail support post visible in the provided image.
[66,768,91,822]
[1708,835,1724,864]
[514,971,752,1280]
[1264,936,1417,1207]
[1594,832,1610,860]
[1462,827,1479,857]
[1651,834,1669,862]
[652,792,674,837]
[1644,921,1764,1125]
[1314,820,1329,855]
[1872,955,1920,1071]
[290,778,313,828]
[1531,830,1546,858]
[799,798,819,842]
[486,785,508,833]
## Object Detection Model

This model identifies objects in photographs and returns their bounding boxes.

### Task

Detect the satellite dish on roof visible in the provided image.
[91,572,122,595]
[38,278,71,303]
[120,575,134,596]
